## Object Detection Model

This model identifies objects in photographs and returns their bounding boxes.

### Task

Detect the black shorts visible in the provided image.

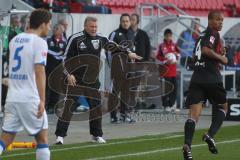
[185,82,227,108]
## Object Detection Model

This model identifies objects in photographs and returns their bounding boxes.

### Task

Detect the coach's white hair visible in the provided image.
[84,16,97,26]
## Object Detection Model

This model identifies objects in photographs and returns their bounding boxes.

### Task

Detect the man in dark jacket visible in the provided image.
[107,13,137,123]
[46,24,67,114]
[130,13,150,62]
[55,16,142,145]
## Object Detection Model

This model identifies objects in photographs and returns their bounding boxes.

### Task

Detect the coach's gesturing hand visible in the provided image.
[67,74,77,86]
[37,101,45,119]
[128,52,143,60]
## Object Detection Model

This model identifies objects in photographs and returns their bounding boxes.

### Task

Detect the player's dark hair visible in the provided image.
[208,10,222,20]
[120,13,130,22]
[164,28,172,36]
[131,13,140,24]
[29,9,52,29]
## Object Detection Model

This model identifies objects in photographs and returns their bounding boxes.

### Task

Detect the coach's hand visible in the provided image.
[37,101,45,119]
[67,74,77,86]
[128,52,143,60]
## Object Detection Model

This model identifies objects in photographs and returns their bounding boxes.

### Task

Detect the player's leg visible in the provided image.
[35,129,50,160]
[208,103,227,137]
[183,103,204,160]
[0,102,22,155]
[203,83,227,154]
[0,132,16,155]
[18,102,50,160]
[183,83,205,160]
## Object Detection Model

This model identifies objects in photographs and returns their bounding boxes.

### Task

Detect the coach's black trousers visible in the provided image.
[55,95,103,137]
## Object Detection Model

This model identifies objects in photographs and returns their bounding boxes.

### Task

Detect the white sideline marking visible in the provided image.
[86,139,240,160]
[2,134,183,158]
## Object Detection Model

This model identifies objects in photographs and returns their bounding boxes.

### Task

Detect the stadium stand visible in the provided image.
[96,0,240,16]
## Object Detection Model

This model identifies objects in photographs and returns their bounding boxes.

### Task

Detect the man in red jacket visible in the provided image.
[156,28,180,112]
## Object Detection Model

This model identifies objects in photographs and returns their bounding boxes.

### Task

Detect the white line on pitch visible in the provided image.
[86,139,240,160]
[2,134,183,158]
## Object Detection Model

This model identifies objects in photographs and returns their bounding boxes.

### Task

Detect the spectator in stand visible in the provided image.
[233,51,240,65]
[20,14,29,32]
[177,19,200,69]
[156,29,180,112]
[9,14,22,43]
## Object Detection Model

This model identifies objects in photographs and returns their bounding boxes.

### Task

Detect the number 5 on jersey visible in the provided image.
[12,46,24,72]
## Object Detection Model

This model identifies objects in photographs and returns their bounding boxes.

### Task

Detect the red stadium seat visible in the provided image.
[69,1,84,13]
[95,0,232,16]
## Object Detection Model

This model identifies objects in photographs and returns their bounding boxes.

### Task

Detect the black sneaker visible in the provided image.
[182,144,193,160]
[202,134,218,154]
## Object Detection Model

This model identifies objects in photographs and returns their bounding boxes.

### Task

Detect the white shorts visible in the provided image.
[2,102,48,136]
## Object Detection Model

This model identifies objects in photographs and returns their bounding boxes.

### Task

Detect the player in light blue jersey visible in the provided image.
[0,9,52,160]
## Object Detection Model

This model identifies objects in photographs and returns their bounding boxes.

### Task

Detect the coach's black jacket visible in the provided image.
[131,28,151,62]
[63,30,109,88]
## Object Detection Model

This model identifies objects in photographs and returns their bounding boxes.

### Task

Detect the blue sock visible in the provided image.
[36,144,50,160]
[0,140,6,155]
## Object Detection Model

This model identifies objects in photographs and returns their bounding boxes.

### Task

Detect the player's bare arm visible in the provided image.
[202,46,228,64]
[35,64,46,118]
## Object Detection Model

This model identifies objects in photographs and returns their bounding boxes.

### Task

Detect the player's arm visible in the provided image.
[156,44,165,64]
[34,40,48,118]
[63,35,78,86]
[201,33,228,64]
[35,64,46,118]
[202,47,227,64]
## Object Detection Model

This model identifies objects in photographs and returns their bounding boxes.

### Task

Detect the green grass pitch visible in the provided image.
[2,125,240,160]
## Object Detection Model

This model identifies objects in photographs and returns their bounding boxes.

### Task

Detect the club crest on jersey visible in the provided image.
[210,36,215,44]
[59,43,64,49]
[41,51,47,57]
[79,42,87,49]
[91,40,100,49]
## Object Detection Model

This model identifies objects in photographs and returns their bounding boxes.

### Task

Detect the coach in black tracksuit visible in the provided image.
[55,16,142,143]
[107,13,136,122]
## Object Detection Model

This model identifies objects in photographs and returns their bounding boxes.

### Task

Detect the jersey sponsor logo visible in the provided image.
[210,36,215,44]
[91,40,100,50]
[79,42,87,49]
[15,37,30,43]
[9,73,28,80]
[230,104,240,116]
[194,61,205,67]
